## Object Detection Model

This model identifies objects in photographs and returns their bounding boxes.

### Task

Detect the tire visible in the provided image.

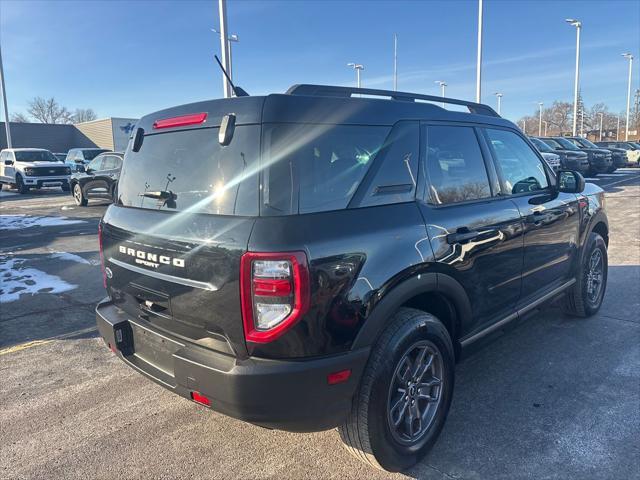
[73,183,88,206]
[339,308,455,472]
[15,174,29,194]
[61,182,70,192]
[563,232,608,317]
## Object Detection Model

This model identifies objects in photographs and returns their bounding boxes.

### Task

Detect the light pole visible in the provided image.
[521,120,526,134]
[347,63,364,88]
[435,81,447,108]
[0,43,11,148]
[538,102,544,136]
[543,121,548,136]
[617,116,620,141]
[566,18,582,136]
[393,33,398,91]
[494,92,503,115]
[598,112,604,141]
[212,29,239,82]
[476,0,483,103]
[622,53,634,141]
[217,0,232,98]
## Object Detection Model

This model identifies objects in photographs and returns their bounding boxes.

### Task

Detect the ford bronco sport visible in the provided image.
[96,85,609,472]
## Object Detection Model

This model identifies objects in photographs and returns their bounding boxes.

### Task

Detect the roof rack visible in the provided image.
[285,84,500,117]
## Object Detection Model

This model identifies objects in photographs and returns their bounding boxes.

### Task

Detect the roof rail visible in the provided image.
[285,84,500,117]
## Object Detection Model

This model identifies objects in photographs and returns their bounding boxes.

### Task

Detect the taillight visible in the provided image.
[98,223,106,288]
[152,112,207,130]
[240,252,310,343]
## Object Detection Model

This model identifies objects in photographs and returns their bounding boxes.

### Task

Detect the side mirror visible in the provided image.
[85,167,93,174]
[4,160,13,166]
[558,170,585,194]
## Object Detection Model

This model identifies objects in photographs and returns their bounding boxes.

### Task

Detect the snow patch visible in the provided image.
[0,257,77,303]
[49,251,96,265]
[0,214,85,231]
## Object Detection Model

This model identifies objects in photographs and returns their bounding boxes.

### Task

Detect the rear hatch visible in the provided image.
[101,96,265,359]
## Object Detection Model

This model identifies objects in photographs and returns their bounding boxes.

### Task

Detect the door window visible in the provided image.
[424,125,492,205]
[87,156,104,171]
[102,155,119,170]
[485,129,549,195]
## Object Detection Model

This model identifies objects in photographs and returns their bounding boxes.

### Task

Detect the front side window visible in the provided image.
[87,156,104,171]
[485,128,548,195]
[424,125,491,205]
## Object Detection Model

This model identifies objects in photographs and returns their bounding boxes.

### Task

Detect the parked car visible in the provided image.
[543,136,609,176]
[528,137,561,171]
[96,85,608,472]
[53,152,67,162]
[0,148,71,193]
[563,137,614,174]
[65,148,110,172]
[69,152,123,206]
[595,141,640,166]
[592,142,633,169]
[536,137,589,174]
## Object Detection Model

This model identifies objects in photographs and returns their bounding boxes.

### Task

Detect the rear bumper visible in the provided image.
[96,299,369,432]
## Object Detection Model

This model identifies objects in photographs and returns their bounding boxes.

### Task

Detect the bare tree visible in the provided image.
[73,108,97,123]
[27,97,74,124]
[10,112,30,123]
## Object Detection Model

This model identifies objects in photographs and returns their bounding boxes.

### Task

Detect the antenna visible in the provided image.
[214,55,248,97]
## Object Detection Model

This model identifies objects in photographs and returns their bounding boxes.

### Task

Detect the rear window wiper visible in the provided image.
[139,190,178,209]
[139,190,176,200]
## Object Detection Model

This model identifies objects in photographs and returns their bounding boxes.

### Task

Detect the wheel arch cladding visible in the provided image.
[591,221,608,246]
[351,272,471,360]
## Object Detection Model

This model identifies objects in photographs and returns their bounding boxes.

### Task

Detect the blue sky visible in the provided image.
[1,0,638,122]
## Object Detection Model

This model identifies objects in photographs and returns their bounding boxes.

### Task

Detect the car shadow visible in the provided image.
[406,264,639,479]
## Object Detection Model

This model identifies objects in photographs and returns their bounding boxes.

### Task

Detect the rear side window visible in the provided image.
[261,124,391,214]
[424,125,491,205]
[354,122,419,208]
[118,126,260,215]
[485,128,548,195]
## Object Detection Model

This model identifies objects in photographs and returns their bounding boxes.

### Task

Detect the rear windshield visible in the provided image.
[117,126,260,215]
[15,151,57,162]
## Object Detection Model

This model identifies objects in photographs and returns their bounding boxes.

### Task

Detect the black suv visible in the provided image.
[70,152,123,206]
[533,137,589,174]
[96,85,609,472]
[564,137,614,174]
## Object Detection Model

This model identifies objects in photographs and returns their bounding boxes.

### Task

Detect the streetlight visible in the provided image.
[622,53,634,141]
[617,116,620,141]
[435,81,447,108]
[217,0,232,98]
[393,33,398,91]
[347,63,364,88]
[521,120,526,134]
[538,102,544,136]
[476,0,483,103]
[543,121,549,136]
[0,43,11,148]
[494,92,503,115]
[212,28,239,82]
[566,18,582,136]
[598,112,604,141]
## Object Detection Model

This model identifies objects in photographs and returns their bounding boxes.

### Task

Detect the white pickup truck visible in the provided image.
[0,148,71,194]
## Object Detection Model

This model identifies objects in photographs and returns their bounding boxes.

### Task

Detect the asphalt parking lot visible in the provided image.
[1,169,639,480]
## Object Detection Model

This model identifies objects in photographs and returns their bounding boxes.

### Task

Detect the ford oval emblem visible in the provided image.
[105,267,113,279]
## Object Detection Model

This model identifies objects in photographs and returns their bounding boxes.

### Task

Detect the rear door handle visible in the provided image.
[447,229,481,244]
